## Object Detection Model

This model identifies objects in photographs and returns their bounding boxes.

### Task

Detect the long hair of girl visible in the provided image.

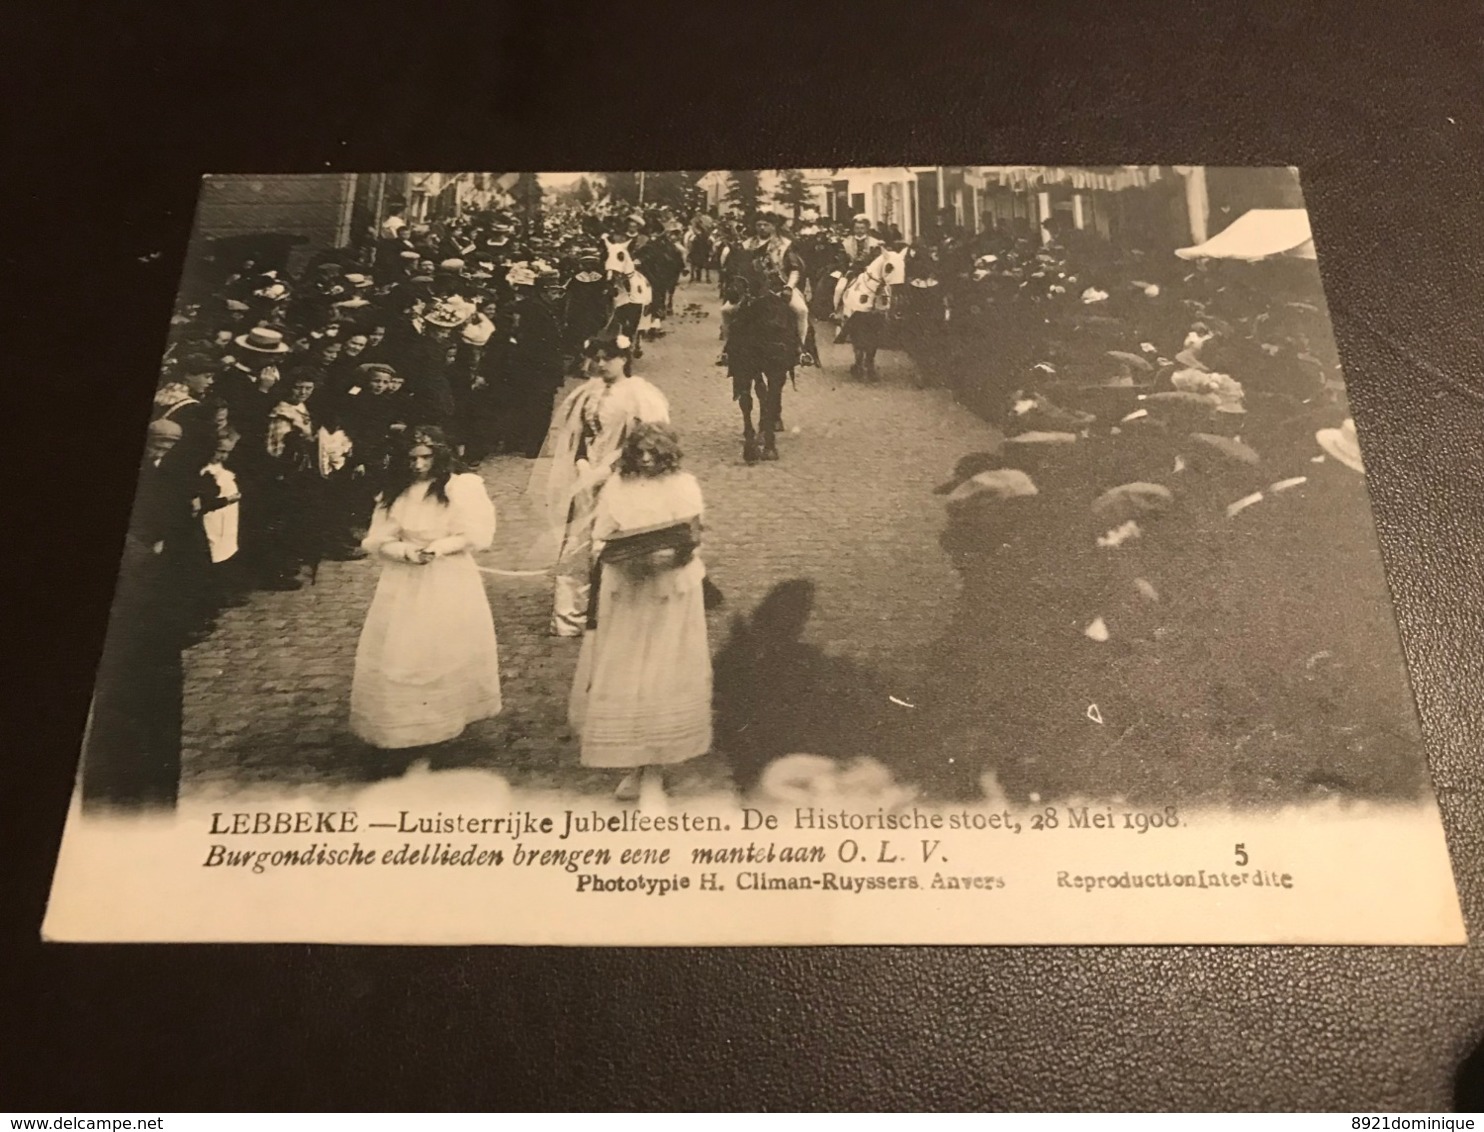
[378,426,467,510]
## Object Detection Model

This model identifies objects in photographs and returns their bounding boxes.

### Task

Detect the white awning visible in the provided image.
[1176,208,1317,261]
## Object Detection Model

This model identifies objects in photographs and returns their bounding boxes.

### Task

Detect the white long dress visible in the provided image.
[545,374,670,636]
[351,472,502,748]
[569,471,713,768]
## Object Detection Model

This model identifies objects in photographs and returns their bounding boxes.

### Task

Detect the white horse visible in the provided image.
[835,245,907,317]
[607,254,652,357]
[603,235,634,276]
[833,246,905,380]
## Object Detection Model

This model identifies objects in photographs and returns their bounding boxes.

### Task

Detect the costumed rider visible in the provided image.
[833,214,881,322]
[750,212,813,367]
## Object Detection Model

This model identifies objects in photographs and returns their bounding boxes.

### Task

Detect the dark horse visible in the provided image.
[722,274,799,464]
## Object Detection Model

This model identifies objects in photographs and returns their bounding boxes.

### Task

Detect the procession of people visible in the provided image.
[89,192,770,804]
[85,171,1359,810]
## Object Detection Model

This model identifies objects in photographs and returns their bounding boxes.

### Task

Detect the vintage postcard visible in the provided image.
[43,166,1465,944]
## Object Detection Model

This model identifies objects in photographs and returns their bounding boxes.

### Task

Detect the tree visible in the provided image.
[725,170,766,222]
[642,171,698,212]
[599,170,701,212]
[772,169,814,221]
[601,171,639,204]
[571,176,596,207]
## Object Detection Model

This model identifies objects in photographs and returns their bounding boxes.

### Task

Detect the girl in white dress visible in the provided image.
[569,423,713,801]
[351,427,502,749]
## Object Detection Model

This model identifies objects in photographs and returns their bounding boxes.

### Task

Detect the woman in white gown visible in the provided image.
[545,327,670,637]
[569,423,713,801]
[351,426,502,749]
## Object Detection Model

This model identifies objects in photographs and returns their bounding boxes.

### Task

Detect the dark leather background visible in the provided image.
[4,1,1482,1111]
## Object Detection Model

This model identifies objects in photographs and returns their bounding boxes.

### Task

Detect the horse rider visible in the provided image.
[749,212,813,369]
[837,234,902,382]
[828,214,882,340]
[838,215,881,296]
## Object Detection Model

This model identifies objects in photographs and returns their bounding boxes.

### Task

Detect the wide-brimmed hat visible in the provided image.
[438,258,466,273]
[424,297,473,328]
[933,449,1006,494]
[1316,418,1364,473]
[945,468,1038,507]
[344,272,372,289]
[506,263,537,287]
[234,327,292,354]
[1090,481,1174,526]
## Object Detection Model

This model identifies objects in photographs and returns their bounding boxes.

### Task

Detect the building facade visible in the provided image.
[733,165,1303,250]
[962,165,1304,251]
[404,172,526,221]
[192,173,406,270]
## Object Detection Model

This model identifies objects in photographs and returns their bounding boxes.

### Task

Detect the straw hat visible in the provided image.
[233,327,291,354]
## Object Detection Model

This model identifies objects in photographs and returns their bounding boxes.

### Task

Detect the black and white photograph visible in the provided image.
[43,165,1464,945]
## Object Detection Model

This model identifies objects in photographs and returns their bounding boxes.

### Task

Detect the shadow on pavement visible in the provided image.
[712,579,901,796]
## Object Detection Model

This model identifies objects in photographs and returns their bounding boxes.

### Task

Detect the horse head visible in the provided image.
[603,236,633,276]
[873,246,908,284]
[839,246,908,313]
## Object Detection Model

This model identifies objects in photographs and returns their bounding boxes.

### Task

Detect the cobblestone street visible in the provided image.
[183,279,1004,799]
